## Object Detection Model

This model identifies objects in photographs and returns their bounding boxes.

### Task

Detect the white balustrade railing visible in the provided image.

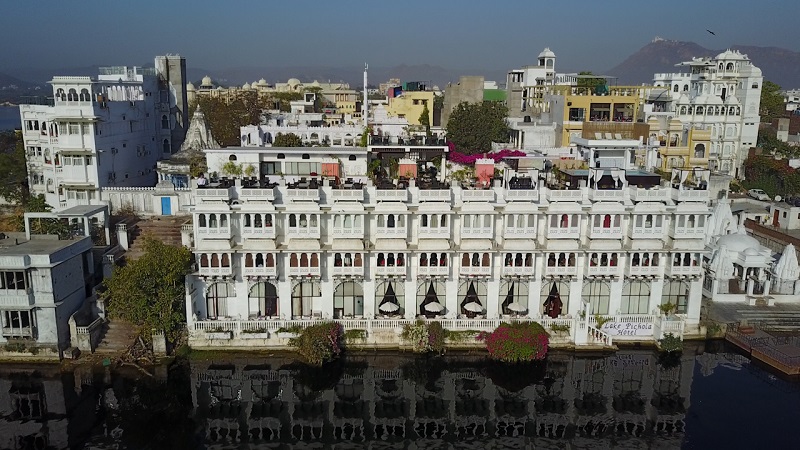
[627,264,661,276]
[630,187,670,202]
[198,266,234,276]
[417,266,449,276]
[587,325,613,346]
[586,265,622,277]
[459,266,492,276]
[286,227,321,238]
[375,265,407,276]
[331,228,364,237]
[376,226,407,237]
[546,227,580,239]
[331,189,364,201]
[671,188,709,202]
[288,266,321,277]
[242,266,278,277]
[240,188,275,200]
[196,227,231,237]
[630,227,665,238]
[501,265,535,277]
[544,265,578,276]
[331,265,365,276]
[418,227,450,238]
[419,190,451,201]
[196,188,230,198]
[665,264,702,276]
[375,189,408,201]
[547,189,584,202]
[504,189,539,201]
[503,227,536,238]
[589,189,626,201]
[287,189,320,201]
[672,227,706,238]
[462,190,495,202]
[589,227,623,239]
[241,227,276,238]
[461,227,493,238]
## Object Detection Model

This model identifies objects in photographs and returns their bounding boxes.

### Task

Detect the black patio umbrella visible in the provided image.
[379,282,400,313]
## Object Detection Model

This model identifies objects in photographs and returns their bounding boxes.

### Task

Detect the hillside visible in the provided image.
[607,38,800,88]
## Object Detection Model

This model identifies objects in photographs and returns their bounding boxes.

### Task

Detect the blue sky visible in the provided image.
[1,0,797,72]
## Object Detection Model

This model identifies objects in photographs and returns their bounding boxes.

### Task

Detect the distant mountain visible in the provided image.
[607,38,800,88]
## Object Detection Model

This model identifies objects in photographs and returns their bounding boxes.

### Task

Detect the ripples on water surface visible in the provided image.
[1,342,799,449]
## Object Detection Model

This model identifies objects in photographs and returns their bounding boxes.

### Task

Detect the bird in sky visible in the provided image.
[706,29,716,36]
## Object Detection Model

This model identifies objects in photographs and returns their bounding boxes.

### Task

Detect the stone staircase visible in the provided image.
[124,217,186,262]
[94,319,138,355]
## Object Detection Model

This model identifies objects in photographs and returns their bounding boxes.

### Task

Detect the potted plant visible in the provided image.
[243,164,256,179]
[241,328,270,339]
[658,302,676,317]
[206,327,233,340]
[275,325,302,339]
[221,161,242,178]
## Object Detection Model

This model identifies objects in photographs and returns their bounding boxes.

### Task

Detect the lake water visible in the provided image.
[1,341,799,449]
[0,105,21,132]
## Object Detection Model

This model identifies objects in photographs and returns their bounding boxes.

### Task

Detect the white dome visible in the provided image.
[716,49,746,61]
[744,247,762,257]
[287,78,301,86]
[242,83,251,89]
[716,233,762,254]
[201,75,213,87]
[186,82,196,91]
[538,47,556,58]
[258,78,268,86]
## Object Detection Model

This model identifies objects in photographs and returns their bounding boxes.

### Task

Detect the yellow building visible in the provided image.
[386,90,434,126]
[646,117,711,171]
[545,85,647,146]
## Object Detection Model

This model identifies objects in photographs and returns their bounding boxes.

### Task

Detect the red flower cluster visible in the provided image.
[448,149,526,165]
[478,322,549,363]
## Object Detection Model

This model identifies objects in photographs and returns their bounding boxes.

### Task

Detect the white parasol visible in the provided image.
[424,302,445,313]
[507,302,527,312]
[463,302,484,313]
[379,302,400,313]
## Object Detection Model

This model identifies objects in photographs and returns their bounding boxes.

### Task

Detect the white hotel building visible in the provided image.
[18,55,188,210]
[185,139,709,348]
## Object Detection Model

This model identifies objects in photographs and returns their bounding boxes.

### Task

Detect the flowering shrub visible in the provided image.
[401,321,445,354]
[478,322,549,363]
[289,322,344,366]
[448,149,526,165]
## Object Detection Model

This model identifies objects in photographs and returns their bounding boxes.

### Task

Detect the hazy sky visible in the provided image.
[2,0,797,72]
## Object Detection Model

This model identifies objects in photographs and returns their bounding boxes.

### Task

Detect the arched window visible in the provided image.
[67,89,78,101]
[161,115,169,129]
[229,154,237,161]
[376,280,404,316]
[662,280,689,314]
[458,280,487,317]
[206,282,234,319]
[418,279,445,317]
[500,280,528,315]
[696,106,704,115]
[198,214,207,227]
[249,282,278,318]
[163,139,170,154]
[673,84,679,92]
[289,214,297,227]
[583,280,610,315]
[80,88,91,101]
[461,253,470,267]
[541,281,568,318]
[333,281,364,318]
[291,281,320,318]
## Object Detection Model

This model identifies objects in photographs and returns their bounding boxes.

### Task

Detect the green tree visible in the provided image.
[195,92,271,147]
[760,80,785,123]
[271,91,304,112]
[104,237,192,341]
[273,132,303,147]
[577,71,606,92]
[13,195,70,238]
[445,101,509,154]
[0,131,29,205]
[418,104,431,136]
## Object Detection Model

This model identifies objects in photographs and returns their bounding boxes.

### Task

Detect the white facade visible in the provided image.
[19,56,188,210]
[650,50,762,178]
[185,154,710,347]
[0,234,94,352]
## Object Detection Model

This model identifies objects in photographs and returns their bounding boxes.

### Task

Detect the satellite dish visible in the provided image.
[775,195,782,203]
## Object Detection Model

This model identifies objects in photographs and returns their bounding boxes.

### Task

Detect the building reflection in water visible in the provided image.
[0,344,775,448]
[188,349,699,448]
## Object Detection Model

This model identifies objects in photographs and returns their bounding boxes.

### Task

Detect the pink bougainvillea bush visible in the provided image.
[289,322,344,366]
[447,149,526,165]
[478,322,549,362]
